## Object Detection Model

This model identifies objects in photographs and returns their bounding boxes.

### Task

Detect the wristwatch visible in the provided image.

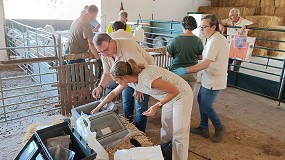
[98,84,104,90]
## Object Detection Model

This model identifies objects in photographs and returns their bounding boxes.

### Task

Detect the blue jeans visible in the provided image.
[197,86,222,129]
[105,79,118,95]
[122,86,149,132]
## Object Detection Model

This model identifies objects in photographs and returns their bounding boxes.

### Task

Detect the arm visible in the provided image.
[238,20,256,35]
[143,78,179,116]
[219,20,226,34]
[92,73,112,99]
[91,84,126,114]
[186,58,211,73]
[107,23,113,34]
[126,24,132,33]
[87,38,100,60]
[172,58,211,76]
[92,23,101,32]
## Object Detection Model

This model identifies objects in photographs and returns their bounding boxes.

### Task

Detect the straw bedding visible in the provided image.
[22,116,154,160]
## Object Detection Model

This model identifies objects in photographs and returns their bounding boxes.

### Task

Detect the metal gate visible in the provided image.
[226,26,285,103]
[0,19,62,122]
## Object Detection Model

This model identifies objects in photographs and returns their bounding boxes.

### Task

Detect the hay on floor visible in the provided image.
[22,116,154,160]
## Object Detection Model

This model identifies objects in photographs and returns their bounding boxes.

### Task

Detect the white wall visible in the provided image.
[0,0,7,61]
[100,0,211,32]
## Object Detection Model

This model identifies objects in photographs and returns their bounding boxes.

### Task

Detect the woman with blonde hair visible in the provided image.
[91,59,193,160]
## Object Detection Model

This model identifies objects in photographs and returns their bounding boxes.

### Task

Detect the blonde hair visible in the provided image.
[110,59,145,77]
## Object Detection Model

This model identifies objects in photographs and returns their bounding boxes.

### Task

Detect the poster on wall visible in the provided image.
[227,35,256,61]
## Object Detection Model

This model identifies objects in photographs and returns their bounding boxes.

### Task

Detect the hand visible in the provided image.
[219,24,226,34]
[172,67,187,76]
[90,107,101,114]
[238,26,246,36]
[92,87,102,99]
[133,90,144,102]
[142,104,160,116]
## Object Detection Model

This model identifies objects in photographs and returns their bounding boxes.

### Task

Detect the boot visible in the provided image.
[190,126,210,138]
[212,126,225,143]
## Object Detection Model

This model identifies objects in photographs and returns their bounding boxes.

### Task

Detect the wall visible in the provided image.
[100,0,211,32]
[0,0,7,61]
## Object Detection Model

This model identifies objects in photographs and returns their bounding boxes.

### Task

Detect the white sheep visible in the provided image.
[7,28,22,38]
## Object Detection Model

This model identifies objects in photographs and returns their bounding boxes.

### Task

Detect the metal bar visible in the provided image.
[3,82,55,92]
[254,46,285,53]
[0,44,57,50]
[5,95,58,107]
[246,61,282,69]
[277,59,285,103]
[235,66,281,77]
[0,74,7,122]
[0,57,59,65]
[1,72,56,80]
[0,108,60,123]
[0,101,58,115]
[251,55,284,61]
[3,89,57,100]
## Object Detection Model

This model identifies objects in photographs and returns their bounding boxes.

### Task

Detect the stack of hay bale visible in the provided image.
[199,0,285,58]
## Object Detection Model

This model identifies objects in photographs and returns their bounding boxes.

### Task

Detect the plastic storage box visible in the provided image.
[71,101,129,147]
[71,100,118,128]
[15,121,97,160]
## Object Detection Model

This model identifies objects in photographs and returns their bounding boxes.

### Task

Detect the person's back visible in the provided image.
[69,16,93,54]
[168,35,203,70]
[167,16,203,90]
[129,65,192,101]
[68,5,98,55]
[107,10,132,34]
[109,21,135,40]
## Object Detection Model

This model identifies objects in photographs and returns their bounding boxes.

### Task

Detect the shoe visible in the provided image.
[190,126,210,138]
[160,141,172,160]
[212,126,225,143]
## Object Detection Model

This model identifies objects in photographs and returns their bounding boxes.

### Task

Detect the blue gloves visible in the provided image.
[172,67,187,76]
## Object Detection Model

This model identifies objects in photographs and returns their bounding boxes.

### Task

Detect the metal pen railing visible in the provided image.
[0,19,62,122]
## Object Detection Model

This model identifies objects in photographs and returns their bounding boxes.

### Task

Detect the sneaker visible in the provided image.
[212,126,225,143]
[190,126,210,138]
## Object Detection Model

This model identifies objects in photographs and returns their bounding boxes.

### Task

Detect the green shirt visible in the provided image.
[167,35,203,70]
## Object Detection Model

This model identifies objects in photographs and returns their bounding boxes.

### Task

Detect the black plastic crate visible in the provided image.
[16,121,97,160]
[15,135,48,160]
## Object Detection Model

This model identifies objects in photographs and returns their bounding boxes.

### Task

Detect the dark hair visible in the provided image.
[87,5,98,13]
[93,33,111,46]
[112,21,127,31]
[202,14,219,31]
[110,59,145,77]
[182,16,197,31]
[84,5,89,10]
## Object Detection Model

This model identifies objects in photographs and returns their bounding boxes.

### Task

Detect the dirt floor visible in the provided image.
[146,85,285,160]
[1,76,285,159]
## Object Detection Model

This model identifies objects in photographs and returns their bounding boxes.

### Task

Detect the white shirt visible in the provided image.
[128,65,192,103]
[109,29,136,41]
[222,17,254,36]
[201,32,229,90]
[101,39,155,73]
